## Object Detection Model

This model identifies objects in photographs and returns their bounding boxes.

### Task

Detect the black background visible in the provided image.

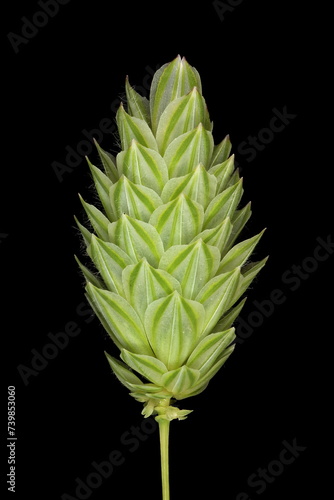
[2,1,330,499]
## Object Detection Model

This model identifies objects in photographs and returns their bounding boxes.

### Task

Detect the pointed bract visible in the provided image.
[116,103,158,151]
[94,139,119,183]
[163,124,214,178]
[122,259,181,320]
[156,88,211,155]
[210,135,232,167]
[159,240,221,300]
[125,77,151,125]
[117,141,168,194]
[149,194,204,249]
[87,157,115,221]
[86,283,154,355]
[150,55,202,134]
[144,291,205,370]
[108,215,164,267]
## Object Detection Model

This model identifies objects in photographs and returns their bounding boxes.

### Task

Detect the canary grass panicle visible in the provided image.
[75,55,267,499]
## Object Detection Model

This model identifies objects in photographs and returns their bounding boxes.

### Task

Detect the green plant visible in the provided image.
[75,55,267,499]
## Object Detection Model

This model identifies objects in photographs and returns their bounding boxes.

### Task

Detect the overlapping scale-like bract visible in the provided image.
[76,55,267,416]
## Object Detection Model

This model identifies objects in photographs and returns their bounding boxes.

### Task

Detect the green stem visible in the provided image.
[153,399,191,498]
[157,417,170,500]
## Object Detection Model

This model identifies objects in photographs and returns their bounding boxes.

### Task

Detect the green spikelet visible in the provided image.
[76,54,267,414]
[75,55,267,498]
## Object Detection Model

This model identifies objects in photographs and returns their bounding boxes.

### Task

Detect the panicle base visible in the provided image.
[135,395,193,421]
